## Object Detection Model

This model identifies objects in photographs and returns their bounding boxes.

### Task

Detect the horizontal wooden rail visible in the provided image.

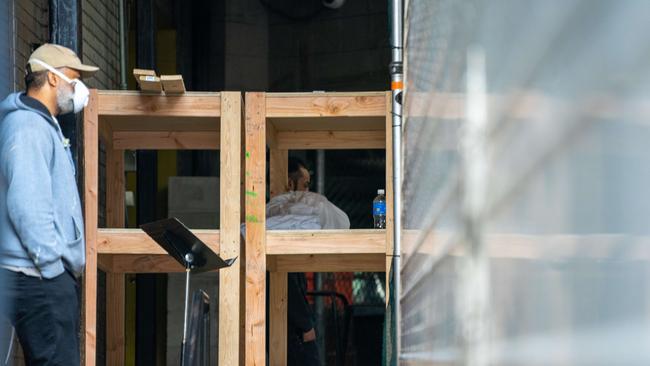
[275,130,385,149]
[267,253,385,272]
[266,229,385,255]
[97,228,220,255]
[266,92,386,118]
[97,91,221,117]
[112,131,220,150]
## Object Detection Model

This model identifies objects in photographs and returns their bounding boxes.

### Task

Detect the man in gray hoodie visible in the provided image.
[0,43,97,365]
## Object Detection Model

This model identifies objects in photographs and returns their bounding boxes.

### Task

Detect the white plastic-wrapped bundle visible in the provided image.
[240,191,350,235]
[266,191,350,230]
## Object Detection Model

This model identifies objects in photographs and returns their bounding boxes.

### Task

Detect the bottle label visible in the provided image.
[373,201,386,215]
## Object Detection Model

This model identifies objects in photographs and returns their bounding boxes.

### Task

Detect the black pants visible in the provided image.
[287,331,321,366]
[1,269,80,366]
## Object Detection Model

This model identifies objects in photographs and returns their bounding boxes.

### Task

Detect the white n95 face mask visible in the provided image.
[28,58,90,114]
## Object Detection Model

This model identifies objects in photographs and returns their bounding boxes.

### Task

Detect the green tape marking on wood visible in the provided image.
[245,151,251,159]
[245,214,259,223]
[245,190,258,198]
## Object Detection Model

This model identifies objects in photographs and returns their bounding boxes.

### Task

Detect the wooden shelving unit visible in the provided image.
[82,90,241,366]
[243,91,393,366]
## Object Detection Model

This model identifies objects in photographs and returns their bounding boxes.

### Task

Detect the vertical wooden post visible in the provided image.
[244,92,267,366]
[269,272,288,366]
[240,98,247,366]
[219,92,242,366]
[268,121,287,198]
[83,89,99,366]
[106,130,125,366]
[268,122,288,365]
[269,148,288,198]
[385,91,394,303]
[106,274,125,365]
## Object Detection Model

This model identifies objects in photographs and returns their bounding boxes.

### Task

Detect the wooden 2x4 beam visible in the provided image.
[266,229,386,255]
[97,228,220,255]
[268,253,385,272]
[103,254,196,273]
[275,130,385,149]
[112,131,220,150]
[97,91,221,117]
[265,92,386,118]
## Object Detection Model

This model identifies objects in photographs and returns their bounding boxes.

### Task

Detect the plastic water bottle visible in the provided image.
[373,189,386,229]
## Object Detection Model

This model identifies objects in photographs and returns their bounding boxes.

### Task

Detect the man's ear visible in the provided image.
[46,71,58,88]
[287,178,294,191]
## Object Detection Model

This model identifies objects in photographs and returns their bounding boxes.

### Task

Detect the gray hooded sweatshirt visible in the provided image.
[0,92,85,279]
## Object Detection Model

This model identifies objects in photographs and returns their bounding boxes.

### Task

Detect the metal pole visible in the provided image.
[180,266,191,366]
[389,0,404,361]
[182,267,191,344]
[118,0,128,90]
[180,253,194,366]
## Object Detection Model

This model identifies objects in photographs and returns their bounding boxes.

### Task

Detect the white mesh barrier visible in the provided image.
[401,1,650,365]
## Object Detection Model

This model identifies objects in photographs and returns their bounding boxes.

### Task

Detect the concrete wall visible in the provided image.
[268,0,389,91]
[223,0,268,91]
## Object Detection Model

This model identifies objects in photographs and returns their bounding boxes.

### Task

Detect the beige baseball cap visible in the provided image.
[28,43,99,78]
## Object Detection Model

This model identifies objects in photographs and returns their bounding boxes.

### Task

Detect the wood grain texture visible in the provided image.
[244,92,267,366]
[97,229,220,254]
[105,140,125,366]
[219,92,242,366]
[266,230,386,255]
[138,75,162,93]
[106,273,125,365]
[268,254,386,272]
[97,91,221,117]
[112,131,220,150]
[160,74,186,94]
[269,148,288,198]
[98,116,113,144]
[269,272,288,366]
[269,116,384,132]
[107,254,191,273]
[83,89,99,366]
[105,148,125,229]
[266,119,278,149]
[266,92,386,118]
[275,130,385,150]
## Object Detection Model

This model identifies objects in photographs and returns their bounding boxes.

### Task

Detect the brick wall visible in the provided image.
[81,0,120,90]
[14,0,49,91]
[0,0,14,95]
